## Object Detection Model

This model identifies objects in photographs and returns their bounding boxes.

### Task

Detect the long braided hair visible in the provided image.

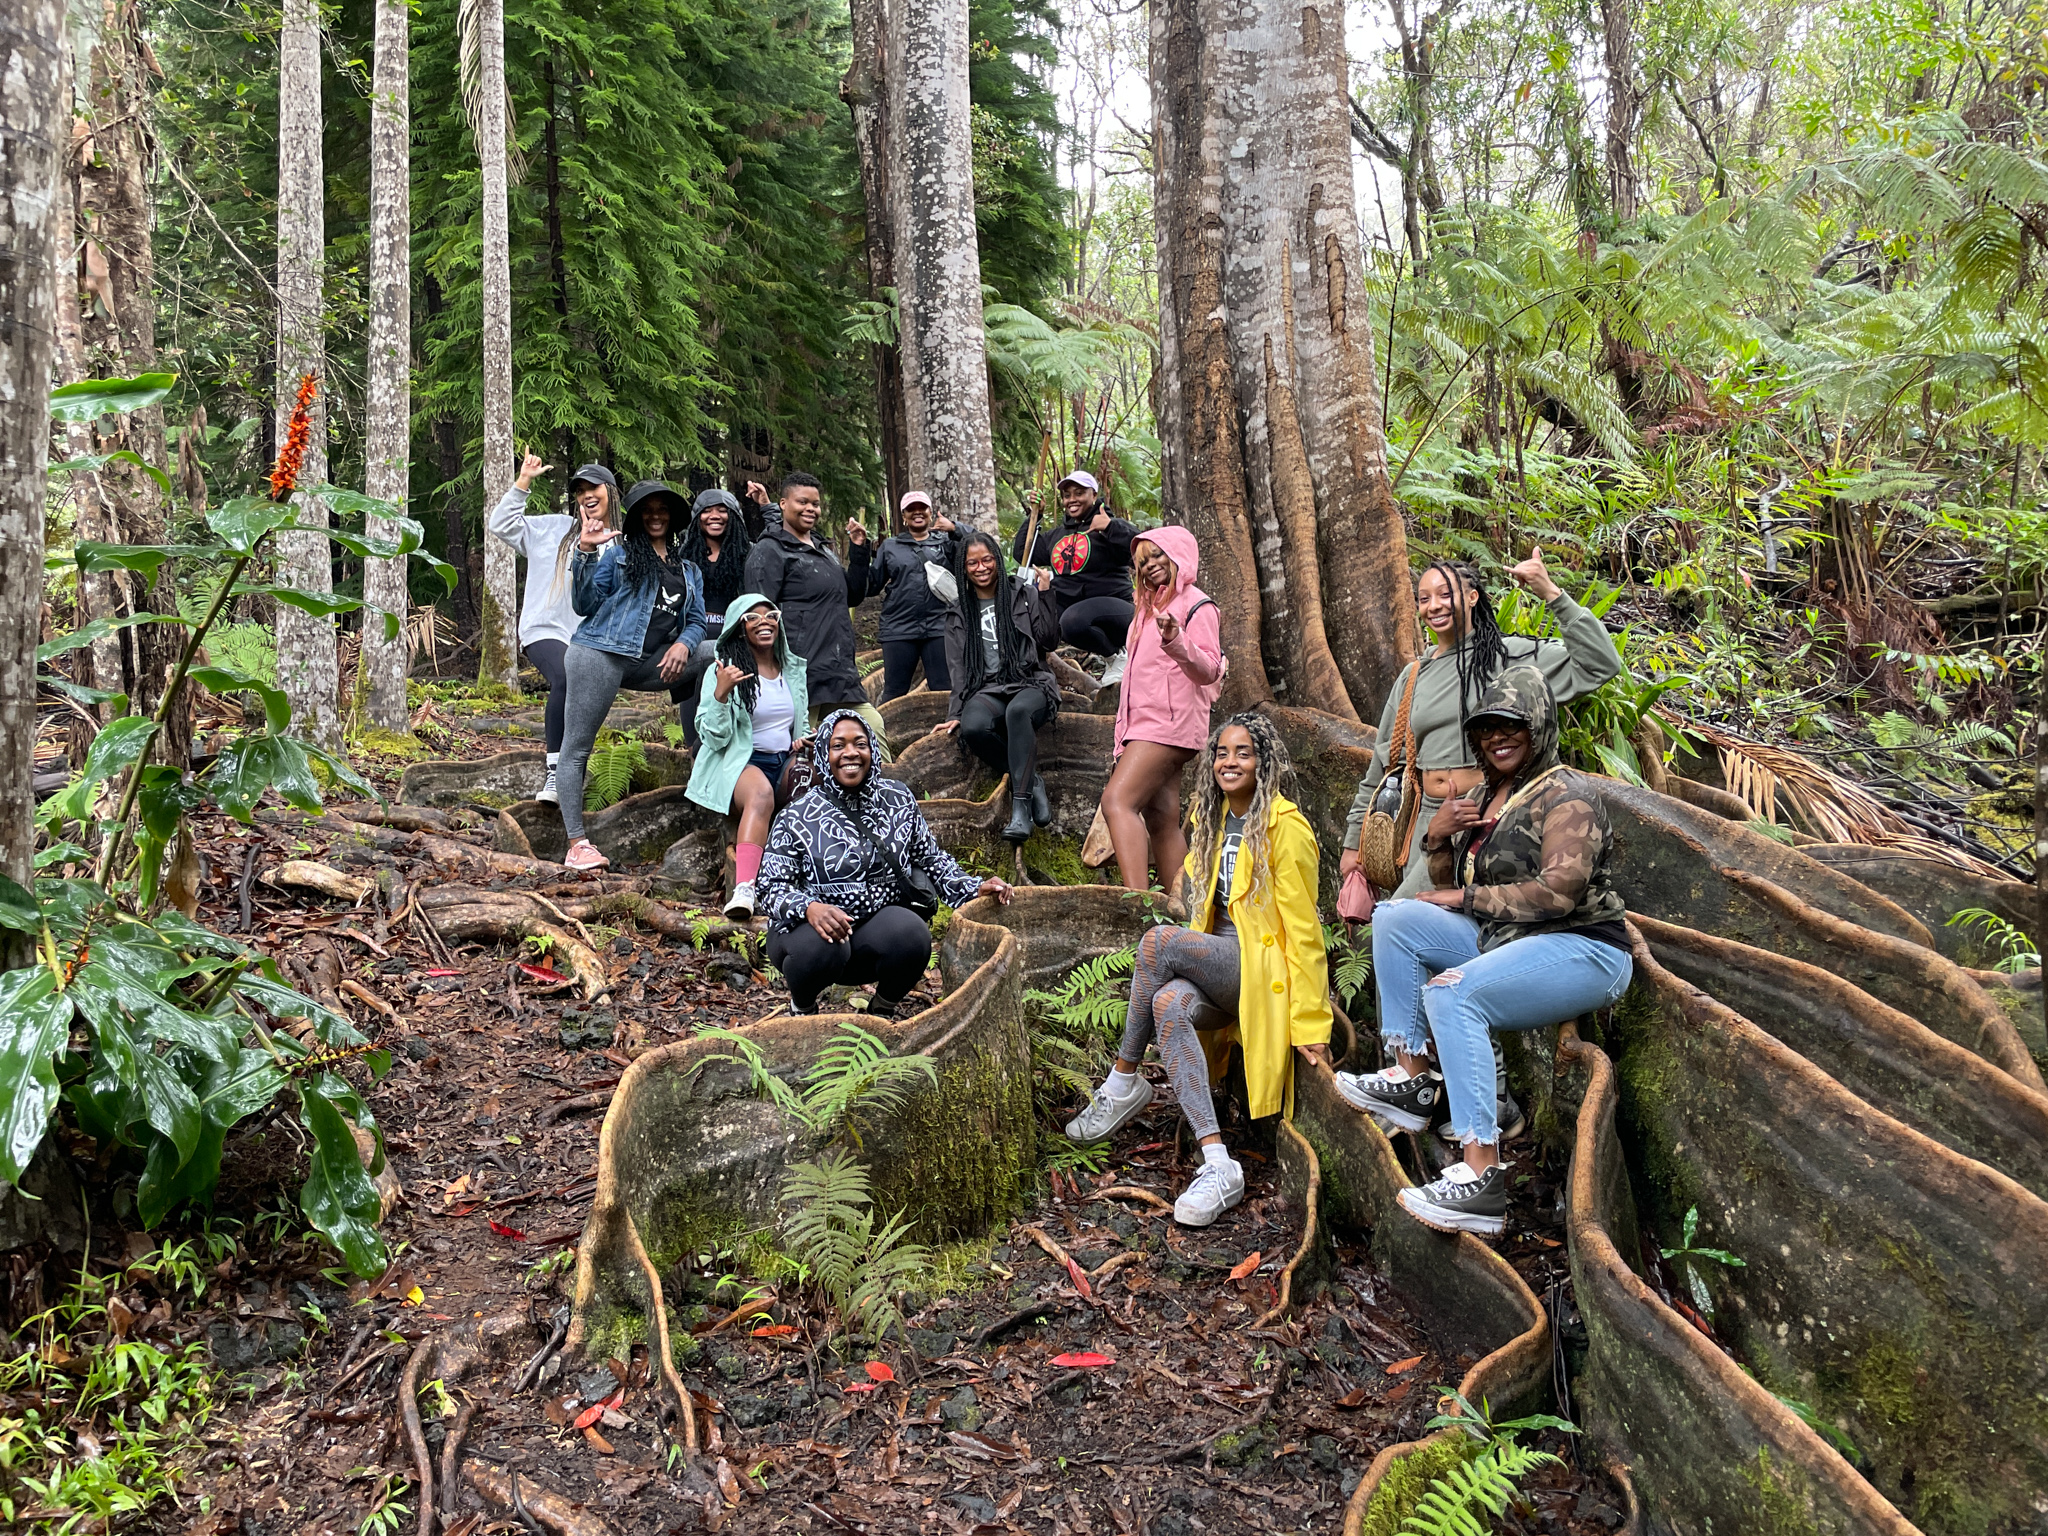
[681,499,751,615]
[620,490,693,593]
[549,481,618,602]
[1185,712,1295,914]
[714,604,778,714]
[952,529,1033,697]
[1423,560,1511,741]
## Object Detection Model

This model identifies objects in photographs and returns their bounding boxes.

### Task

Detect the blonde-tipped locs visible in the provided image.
[1186,712,1296,913]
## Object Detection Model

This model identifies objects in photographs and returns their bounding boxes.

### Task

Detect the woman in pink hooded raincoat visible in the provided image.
[1104,525,1226,891]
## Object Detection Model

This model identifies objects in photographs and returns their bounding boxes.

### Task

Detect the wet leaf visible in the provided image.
[1063,1254,1093,1299]
[1228,1251,1262,1280]
[403,1286,425,1307]
[1335,1388,1371,1409]
[865,1361,895,1383]
[752,1324,798,1338]
[574,1390,624,1430]
[582,1425,614,1455]
[944,1430,1022,1461]
[517,963,564,983]
[715,1458,744,1504]
[1386,1354,1424,1375]
[1048,1351,1115,1368]
[489,1220,528,1241]
[423,968,463,978]
[843,1382,879,1394]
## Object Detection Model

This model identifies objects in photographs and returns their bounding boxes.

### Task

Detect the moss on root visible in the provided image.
[1358,1436,1478,1536]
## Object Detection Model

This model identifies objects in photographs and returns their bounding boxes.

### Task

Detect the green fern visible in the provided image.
[1398,1440,1560,1536]
[799,1024,939,1142]
[1024,945,1138,1108]
[1324,923,1373,1009]
[777,1149,931,1340]
[583,730,647,811]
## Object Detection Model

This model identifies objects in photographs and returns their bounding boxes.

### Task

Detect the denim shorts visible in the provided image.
[747,748,790,783]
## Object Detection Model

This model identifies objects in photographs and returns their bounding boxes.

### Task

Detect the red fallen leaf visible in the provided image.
[1386,1354,1424,1375]
[865,1361,896,1383]
[1063,1255,1093,1300]
[1334,1388,1371,1409]
[843,1383,879,1394]
[1228,1251,1262,1281]
[488,1220,528,1241]
[423,967,463,978]
[517,962,565,983]
[1048,1351,1115,1368]
[573,1390,624,1430]
[448,1202,483,1217]
[752,1324,798,1338]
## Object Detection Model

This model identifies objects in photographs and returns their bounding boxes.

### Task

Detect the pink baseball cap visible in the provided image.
[899,489,932,510]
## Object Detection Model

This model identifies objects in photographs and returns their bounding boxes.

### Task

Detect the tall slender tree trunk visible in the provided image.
[1600,0,1642,224]
[886,0,998,531]
[1,0,63,905]
[361,0,411,731]
[1152,0,1416,719]
[475,0,519,690]
[275,0,339,748]
[842,0,910,514]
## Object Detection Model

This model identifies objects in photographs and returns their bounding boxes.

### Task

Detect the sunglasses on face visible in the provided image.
[1473,721,1528,742]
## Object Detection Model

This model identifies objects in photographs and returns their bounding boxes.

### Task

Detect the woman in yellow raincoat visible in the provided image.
[1062,712,1333,1226]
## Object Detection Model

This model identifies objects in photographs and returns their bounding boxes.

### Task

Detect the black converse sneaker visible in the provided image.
[1397,1162,1509,1237]
[1334,1065,1447,1133]
[1436,1090,1527,1147]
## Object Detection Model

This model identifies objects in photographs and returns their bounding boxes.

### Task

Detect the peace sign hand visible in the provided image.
[1507,544,1563,602]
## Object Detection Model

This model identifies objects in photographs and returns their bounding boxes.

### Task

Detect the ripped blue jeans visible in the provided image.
[1372,899,1633,1146]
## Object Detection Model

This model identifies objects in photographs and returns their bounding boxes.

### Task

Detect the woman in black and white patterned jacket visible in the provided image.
[759,709,1013,1016]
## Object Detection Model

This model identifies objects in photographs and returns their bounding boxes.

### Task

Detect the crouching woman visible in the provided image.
[1065,715,1331,1227]
[758,711,1013,1018]
[1337,665,1634,1237]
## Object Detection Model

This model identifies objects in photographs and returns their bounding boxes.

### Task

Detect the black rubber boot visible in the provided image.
[1003,793,1033,843]
[1029,773,1052,827]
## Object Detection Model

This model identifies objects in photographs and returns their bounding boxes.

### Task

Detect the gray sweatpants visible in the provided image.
[1118,925,1240,1140]
[558,642,686,840]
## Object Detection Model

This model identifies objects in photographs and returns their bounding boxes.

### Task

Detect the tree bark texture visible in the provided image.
[275,0,339,749]
[67,0,189,765]
[475,0,519,690]
[841,0,910,517]
[1,0,63,892]
[885,0,998,532]
[1600,0,1641,224]
[362,0,412,731]
[1151,0,1416,721]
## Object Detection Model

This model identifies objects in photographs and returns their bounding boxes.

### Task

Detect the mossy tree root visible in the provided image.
[1248,1118,1320,1331]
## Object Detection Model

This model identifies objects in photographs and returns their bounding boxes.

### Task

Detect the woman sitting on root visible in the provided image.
[675,488,753,748]
[1336,666,1633,1238]
[1065,714,1331,1227]
[686,595,806,922]
[933,529,1062,843]
[1102,525,1224,891]
[758,711,1013,1018]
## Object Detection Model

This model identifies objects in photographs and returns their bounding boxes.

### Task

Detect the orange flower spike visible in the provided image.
[269,373,319,501]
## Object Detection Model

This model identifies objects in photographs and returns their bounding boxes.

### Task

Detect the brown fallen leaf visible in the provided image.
[1385,1380,1415,1404]
[1386,1354,1424,1375]
[714,1457,743,1505]
[946,1430,1023,1461]
[1334,1388,1370,1409]
[1228,1251,1262,1281]
[582,1425,615,1455]
[997,1488,1025,1516]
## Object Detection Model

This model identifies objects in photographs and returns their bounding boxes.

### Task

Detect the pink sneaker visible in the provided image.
[564,839,609,872]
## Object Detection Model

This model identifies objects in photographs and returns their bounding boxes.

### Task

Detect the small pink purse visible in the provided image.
[1337,867,1376,926]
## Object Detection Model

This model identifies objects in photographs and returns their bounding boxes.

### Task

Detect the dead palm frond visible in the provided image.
[457,0,528,184]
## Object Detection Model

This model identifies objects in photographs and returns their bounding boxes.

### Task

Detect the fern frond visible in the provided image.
[1400,1441,1560,1536]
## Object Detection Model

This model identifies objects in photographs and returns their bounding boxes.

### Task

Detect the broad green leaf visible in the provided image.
[69,955,235,1064]
[235,972,365,1047]
[0,968,73,1185]
[148,909,248,960]
[199,1046,289,1127]
[0,871,40,934]
[37,675,126,708]
[302,741,382,806]
[36,611,184,662]
[316,528,407,561]
[134,763,205,843]
[135,1050,204,1170]
[419,552,459,595]
[71,543,214,580]
[48,372,178,422]
[50,449,174,495]
[232,583,364,620]
[206,733,324,821]
[75,714,160,791]
[207,496,295,556]
[138,1118,227,1227]
[188,665,291,734]
[306,485,406,530]
[299,1076,387,1277]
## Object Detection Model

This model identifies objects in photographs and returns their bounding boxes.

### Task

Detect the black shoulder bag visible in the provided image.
[825,789,942,920]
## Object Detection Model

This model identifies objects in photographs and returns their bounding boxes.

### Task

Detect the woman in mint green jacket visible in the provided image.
[687,595,809,921]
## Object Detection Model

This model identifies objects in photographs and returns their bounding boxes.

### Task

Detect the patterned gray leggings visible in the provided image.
[1117,925,1240,1140]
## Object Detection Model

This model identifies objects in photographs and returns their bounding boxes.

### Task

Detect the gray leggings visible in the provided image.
[1118,925,1239,1140]
[558,642,687,840]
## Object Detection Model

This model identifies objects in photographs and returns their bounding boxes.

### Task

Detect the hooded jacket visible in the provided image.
[743,525,874,705]
[1424,664,1628,953]
[485,463,620,649]
[686,489,751,622]
[569,481,707,659]
[1112,524,1225,755]
[686,594,810,815]
[756,710,984,932]
[942,574,1061,722]
[870,526,961,643]
[1185,793,1332,1122]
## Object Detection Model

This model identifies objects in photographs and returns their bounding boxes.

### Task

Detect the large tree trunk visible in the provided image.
[1,0,63,905]
[475,0,519,691]
[1152,0,1416,720]
[885,0,998,532]
[1600,0,1642,224]
[841,0,910,517]
[361,0,411,732]
[68,0,190,766]
[274,0,340,749]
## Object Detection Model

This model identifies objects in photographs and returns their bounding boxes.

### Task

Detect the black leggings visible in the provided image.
[881,637,951,701]
[1058,595,1134,657]
[957,686,1053,791]
[525,639,569,754]
[767,905,934,1014]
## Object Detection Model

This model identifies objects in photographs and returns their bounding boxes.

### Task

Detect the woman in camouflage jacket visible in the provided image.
[1335,664,1635,1237]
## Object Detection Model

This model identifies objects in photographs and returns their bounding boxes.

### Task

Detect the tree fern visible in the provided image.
[583,730,647,811]
[778,1150,931,1341]
[1399,1441,1560,1536]
[800,1024,938,1141]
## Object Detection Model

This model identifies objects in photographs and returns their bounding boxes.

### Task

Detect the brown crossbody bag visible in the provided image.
[1358,662,1422,892]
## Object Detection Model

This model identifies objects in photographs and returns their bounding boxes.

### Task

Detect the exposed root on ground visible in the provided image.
[1249,1119,1321,1332]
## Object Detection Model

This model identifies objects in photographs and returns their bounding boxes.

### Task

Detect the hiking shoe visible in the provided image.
[1002,794,1033,844]
[1099,649,1128,687]
[724,881,756,922]
[564,839,609,872]
[1064,1075,1154,1142]
[536,765,560,805]
[1174,1158,1246,1227]
[1397,1162,1508,1237]
[1436,1090,1526,1148]
[1334,1065,1446,1133]
[1028,773,1052,827]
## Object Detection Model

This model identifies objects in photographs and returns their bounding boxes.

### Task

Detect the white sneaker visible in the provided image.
[1174,1158,1245,1227]
[1063,1075,1154,1141]
[536,765,560,805]
[1099,649,1128,687]
[724,881,756,922]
